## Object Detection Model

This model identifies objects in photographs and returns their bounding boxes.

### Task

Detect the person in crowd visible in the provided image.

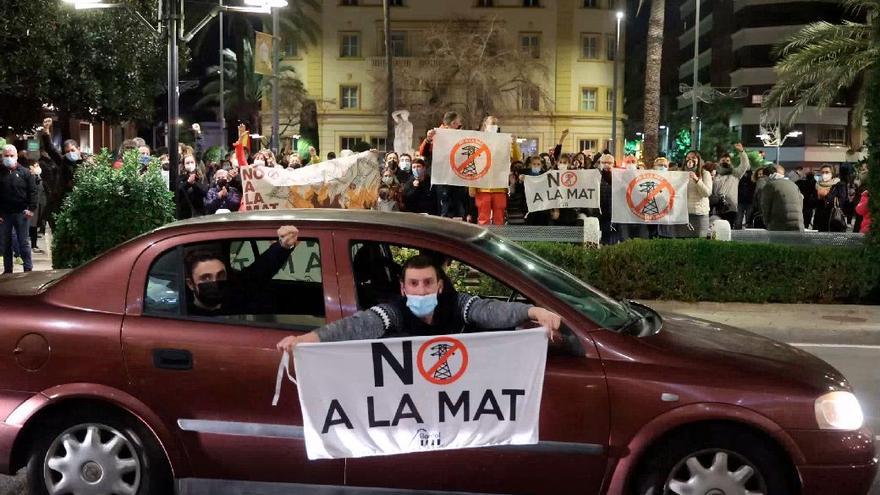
[402,158,435,214]
[471,116,520,225]
[385,155,411,185]
[786,166,804,182]
[419,111,467,219]
[521,155,552,226]
[204,169,241,214]
[761,164,804,231]
[276,254,561,351]
[549,129,570,162]
[252,151,268,168]
[796,167,817,228]
[384,152,400,167]
[572,151,588,170]
[855,190,871,234]
[506,160,528,225]
[649,157,673,238]
[674,150,712,238]
[750,166,772,229]
[711,144,750,226]
[736,169,756,229]
[622,154,638,170]
[186,226,299,316]
[307,146,321,165]
[591,154,616,244]
[176,153,208,219]
[0,145,36,273]
[327,152,337,161]
[813,164,849,232]
[552,154,581,226]
[137,144,152,168]
[381,167,403,206]
[606,153,648,240]
[399,153,413,174]
[28,161,47,253]
[853,163,869,232]
[264,150,279,168]
[375,186,400,212]
[235,121,252,157]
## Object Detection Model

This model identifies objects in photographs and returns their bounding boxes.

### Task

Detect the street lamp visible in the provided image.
[756,130,802,166]
[610,10,624,159]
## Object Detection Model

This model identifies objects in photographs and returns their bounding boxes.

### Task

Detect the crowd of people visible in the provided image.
[0,112,872,274]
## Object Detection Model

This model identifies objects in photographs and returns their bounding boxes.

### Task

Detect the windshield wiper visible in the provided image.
[616,300,646,335]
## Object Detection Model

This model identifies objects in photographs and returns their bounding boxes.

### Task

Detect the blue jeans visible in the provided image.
[1,213,33,272]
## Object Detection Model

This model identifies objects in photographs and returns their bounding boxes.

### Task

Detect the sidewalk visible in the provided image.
[645,300,880,345]
[3,228,54,274]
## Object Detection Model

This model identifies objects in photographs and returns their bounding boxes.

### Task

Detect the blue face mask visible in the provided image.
[2,157,16,168]
[406,293,439,317]
[656,166,668,172]
[139,155,151,165]
[65,151,81,162]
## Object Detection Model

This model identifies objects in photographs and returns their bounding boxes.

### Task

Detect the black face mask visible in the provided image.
[195,280,226,308]
[217,179,228,188]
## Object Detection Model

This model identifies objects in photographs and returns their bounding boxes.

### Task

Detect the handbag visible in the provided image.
[828,196,847,232]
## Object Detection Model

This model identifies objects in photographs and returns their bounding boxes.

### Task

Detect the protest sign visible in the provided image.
[430,129,512,188]
[275,329,548,460]
[241,151,381,210]
[524,169,601,212]
[611,169,690,224]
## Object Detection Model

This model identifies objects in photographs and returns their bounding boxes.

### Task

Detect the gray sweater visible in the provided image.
[316,294,533,342]
[712,151,751,213]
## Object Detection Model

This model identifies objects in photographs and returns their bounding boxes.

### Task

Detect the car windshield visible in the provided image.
[472,232,633,330]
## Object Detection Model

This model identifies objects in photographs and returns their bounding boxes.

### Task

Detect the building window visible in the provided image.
[751,94,764,105]
[606,34,617,61]
[818,127,846,146]
[584,0,599,7]
[520,33,540,58]
[476,0,494,5]
[283,37,298,58]
[606,90,615,112]
[523,0,540,6]
[519,87,540,111]
[581,34,600,60]
[370,137,387,150]
[340,32,361,58]
[341,0,358,5]
[340,136,360,151]
[340,85,359,109]
[581,88,598,111]
[383,31,408,57]
[579,139,597,152]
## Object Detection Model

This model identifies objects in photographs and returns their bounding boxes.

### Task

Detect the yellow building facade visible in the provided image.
[267,0,625,159]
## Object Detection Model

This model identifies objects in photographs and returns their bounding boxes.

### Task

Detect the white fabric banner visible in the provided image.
[283,329,548,460]
[611,169,690,224]
[524,169,601,212]
[241,151,381,210]
[430,129,512,188]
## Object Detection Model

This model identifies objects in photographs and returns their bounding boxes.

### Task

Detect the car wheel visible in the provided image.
[26,410,172,495]
[634,428,793,495]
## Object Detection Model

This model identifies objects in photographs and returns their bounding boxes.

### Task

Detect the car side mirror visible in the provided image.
[549,324,586,357]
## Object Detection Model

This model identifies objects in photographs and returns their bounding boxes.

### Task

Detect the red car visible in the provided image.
[0,210,875,495]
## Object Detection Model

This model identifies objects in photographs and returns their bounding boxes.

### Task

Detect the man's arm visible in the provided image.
[461,295,562,340]
[40,130,63,166]
[734,144,750,178]
[277,305,395,352]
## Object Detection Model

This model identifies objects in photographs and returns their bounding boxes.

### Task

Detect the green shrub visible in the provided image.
[52,149,176,269]
[203,145,223,164]
[522,239,880,304]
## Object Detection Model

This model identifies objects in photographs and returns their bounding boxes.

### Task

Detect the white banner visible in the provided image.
[524,169,601,212]
[611,169,690,224]
[283,329,548,460]
[241,151,381,210]
[430,129,512,188]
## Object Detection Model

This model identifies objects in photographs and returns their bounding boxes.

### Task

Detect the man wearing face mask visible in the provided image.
[402,158,435,214]
[0,145,37,273]
[205,169,241,214]
[276,254,562,352]
[186,226,300,316]
[39,119,84,190]
[711,143,750,226]
[761,164,804,231]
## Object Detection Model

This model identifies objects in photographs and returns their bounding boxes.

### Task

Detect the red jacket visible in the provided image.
[855,190,871,234]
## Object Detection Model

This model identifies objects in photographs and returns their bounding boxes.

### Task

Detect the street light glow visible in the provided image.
[786,131,803,138]
[244,0,289,7]
[616,11,624,20]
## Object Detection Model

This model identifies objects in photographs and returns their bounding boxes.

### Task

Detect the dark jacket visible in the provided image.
[738,171,756,207]
[204,185,242,214]
[761,178,804,231]
[176,175,208,218]
[814,181,848,232]
[40,131,81,189]
[0,165,37,214]
[402,175,436,214]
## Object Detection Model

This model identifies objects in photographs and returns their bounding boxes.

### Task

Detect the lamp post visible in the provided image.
[757,130,802,166]
[64,0,280,206]
[690,0,701,148]
[611,10,623,158]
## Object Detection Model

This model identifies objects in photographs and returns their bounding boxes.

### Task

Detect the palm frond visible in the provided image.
[773,21,870,58]
[841,0,880,15]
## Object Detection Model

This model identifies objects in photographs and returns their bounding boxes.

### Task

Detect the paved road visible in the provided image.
[2,300,878,494]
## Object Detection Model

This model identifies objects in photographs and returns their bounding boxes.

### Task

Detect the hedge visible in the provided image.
[521,239,880,304]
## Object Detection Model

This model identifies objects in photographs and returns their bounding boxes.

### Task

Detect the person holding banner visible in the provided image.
[276,254,562,352]
[419,112,467,219]
[471,116,521,225]
[674,150,713,238]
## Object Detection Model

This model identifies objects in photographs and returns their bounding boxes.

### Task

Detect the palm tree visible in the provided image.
[196,38,308,138]
[640,0,665,163]
[764,0,879,240]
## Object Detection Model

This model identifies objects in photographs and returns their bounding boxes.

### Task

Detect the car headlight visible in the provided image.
[815,391,864,430]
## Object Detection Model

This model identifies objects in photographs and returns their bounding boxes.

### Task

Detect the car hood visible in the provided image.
[0,269,72,296]
[648,311,849,393]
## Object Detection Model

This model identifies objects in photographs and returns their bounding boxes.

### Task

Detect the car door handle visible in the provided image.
[153,349,193,370]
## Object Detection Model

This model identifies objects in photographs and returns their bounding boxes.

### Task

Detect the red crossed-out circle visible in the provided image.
[449,138,492,181]
[416,336,469,385]
[625,172,676,221]
[561,171,578,187]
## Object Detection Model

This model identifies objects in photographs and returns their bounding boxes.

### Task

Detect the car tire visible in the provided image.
[25,409,172,495]
[633,427,793,495]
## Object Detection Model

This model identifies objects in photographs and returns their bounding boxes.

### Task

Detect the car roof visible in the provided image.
[156,209,488,242]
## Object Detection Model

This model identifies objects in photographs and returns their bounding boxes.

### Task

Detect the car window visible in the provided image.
[350,241,524,310]
[143,238,326,331]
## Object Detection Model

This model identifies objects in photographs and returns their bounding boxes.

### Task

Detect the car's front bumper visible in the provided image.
[798,459,878,495]
[788,426,877,494]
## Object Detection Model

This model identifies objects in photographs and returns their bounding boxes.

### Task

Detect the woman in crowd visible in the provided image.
[552,154,581,226]
[675,150,712,238]
[522,155,552,226]
[855,190,871,234]
[176,152,208,219]
[506,160,527,224]
[813,165,849,232]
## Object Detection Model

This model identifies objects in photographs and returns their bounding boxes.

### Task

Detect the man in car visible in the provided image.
[186,225,299,316]
[276,254,561,351]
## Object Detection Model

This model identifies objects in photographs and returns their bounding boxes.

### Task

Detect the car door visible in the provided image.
[333,229,611,495]
[121,226,344,487]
